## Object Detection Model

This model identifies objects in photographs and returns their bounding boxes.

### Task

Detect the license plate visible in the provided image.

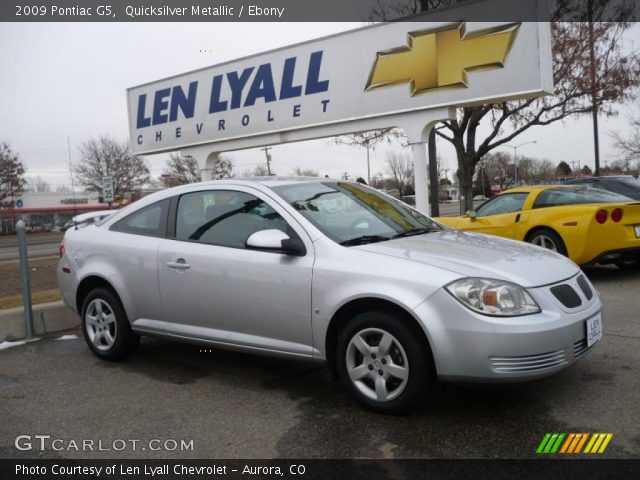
[586,315,603,347]
[635,225,640,238]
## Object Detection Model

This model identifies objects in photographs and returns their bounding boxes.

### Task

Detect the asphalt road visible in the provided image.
[1,266,638,460]
[0,233,63,261]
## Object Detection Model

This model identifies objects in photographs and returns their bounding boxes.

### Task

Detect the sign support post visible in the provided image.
[411,141,429,216]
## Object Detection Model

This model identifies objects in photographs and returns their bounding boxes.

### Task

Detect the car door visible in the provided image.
[454,192,529,239]
[157,186,314,356]
[106,198,171,324]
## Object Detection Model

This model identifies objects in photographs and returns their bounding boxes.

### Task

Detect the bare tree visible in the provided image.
[386,150,415,198]
[291,167,319,177]
[164,154,202,185]
[74,136,150,197]
[531,158,556,183]
[55,184,73,194]
[28,176,51,192]
[334,129,404,183]
[481,152,515,191]
[0,143,27,208]
[241,164,271,177]
[612,112,640,162]
[207,155,234,180]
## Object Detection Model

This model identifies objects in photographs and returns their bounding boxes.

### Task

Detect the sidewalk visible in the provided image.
[0,301,79,341]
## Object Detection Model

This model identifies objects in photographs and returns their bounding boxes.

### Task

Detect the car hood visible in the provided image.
[354,229,580,287]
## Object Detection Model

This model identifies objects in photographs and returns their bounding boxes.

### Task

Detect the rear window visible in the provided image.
[533,188,632,208]
[110,199,169,237]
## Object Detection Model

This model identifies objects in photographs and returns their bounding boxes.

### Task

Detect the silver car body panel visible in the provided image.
[58,177,602,380]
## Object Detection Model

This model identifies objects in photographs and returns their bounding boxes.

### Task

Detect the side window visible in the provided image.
[176,190,292,249]
[111,199,169,237]
[476,193,528,217]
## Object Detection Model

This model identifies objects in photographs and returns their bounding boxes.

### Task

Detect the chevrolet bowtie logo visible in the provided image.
[366,23,519,96]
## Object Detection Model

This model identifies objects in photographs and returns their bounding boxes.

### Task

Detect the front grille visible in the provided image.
[573,339,593,358]
[551,284,582,308]
[490,349,567,373]
[577,275,594,300]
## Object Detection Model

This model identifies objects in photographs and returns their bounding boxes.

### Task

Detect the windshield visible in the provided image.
[272,182,440,245]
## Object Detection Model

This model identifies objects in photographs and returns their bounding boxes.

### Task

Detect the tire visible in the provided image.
[81,288,139,361]
[527,228,567,256]
[336,310,434,414]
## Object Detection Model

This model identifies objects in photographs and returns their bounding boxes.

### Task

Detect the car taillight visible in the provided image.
[611,208,623,223]
[595,210,608,224]
[59,241,65,258]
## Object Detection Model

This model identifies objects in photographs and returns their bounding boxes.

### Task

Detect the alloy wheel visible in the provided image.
[531,234,558,251]
[85,299,118,351]
[345,328,409,402]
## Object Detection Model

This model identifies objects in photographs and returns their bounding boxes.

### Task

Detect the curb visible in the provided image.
[0,301,80,342]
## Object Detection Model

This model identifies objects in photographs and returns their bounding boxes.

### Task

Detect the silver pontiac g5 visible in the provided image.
[58,177,603,412]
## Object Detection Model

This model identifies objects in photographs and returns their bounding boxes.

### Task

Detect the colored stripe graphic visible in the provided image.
[559,433,575,453]
[536,433,565,454]
[538,433,613,454]
[584,433,613,454]
[574,433,589,453]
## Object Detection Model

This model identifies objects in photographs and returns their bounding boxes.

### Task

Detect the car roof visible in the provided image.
[98,176,348,222]
[168,176,340,191]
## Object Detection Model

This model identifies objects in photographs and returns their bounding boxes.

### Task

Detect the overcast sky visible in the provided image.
[1,22,639,190]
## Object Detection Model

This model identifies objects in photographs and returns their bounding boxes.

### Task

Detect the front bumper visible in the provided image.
[414,276,602,382]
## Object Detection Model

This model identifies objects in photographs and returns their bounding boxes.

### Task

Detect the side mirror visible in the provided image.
[465,210,478,220]
[246,229,306,256]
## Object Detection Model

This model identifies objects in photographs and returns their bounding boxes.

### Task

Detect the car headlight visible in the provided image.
[445,278,541,316]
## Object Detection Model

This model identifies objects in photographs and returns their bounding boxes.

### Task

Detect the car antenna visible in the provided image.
[68,136,79,230]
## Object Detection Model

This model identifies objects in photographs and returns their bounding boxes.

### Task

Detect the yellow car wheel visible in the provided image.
[526,228,567,256]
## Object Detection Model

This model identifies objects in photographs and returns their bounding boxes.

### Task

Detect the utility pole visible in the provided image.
[260,147,272,175]
[505,141,537,186]
[342,172,350,181]
[365,139,371,185]
[588,0,601,176]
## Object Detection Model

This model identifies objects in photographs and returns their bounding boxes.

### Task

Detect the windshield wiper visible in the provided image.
[339,235,390,246]
[391,227,437,239]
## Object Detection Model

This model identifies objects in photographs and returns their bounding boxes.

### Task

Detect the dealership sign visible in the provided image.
[127,6,552,154]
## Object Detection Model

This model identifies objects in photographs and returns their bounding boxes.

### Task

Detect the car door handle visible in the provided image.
[166,259,191,270]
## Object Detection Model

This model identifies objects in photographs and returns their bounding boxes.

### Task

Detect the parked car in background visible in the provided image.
[435,185,640,269]
[565,175,640,201]
[63,210,115,231]
[59,178,602,413]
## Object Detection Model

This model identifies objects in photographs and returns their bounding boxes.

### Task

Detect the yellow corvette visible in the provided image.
[435,185,640,268]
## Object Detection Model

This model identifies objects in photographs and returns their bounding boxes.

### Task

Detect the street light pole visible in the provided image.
[587,1,601,176]
[505,141,537,186]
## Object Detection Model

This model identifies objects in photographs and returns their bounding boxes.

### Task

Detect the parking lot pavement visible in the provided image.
[0,266,639,460]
